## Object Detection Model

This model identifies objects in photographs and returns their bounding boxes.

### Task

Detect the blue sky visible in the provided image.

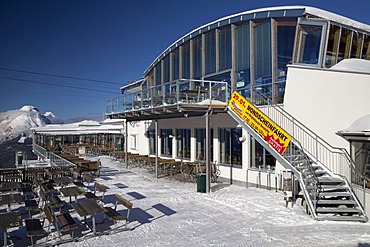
[0,0,369,120]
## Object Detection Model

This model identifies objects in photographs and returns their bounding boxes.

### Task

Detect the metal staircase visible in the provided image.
[227,90,367,222]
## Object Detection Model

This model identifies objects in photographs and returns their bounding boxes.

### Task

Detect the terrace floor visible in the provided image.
[4,155,370,247]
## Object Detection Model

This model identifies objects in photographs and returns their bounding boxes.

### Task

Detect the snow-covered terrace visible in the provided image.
[6,156,370,246]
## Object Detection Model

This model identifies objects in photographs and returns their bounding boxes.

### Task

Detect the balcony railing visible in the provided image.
[106,79,230,115]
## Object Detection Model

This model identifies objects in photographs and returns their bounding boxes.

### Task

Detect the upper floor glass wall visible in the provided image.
[205,31,216,74]
[193,36,203,79]
[182,43,191,79]
[142,14,369,105]
[219,26,232,71]
[254,20,272,88]
[295,20,326,65]
[155,63,162,85]
[362,35,370,60]
[163,55,170,83]
[172,49,180,80]
[236,22,251,99]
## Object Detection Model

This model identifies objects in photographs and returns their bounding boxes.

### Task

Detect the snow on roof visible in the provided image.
[143,6,370,77]
[337,114,370,137]
[330,59,370,74]
[32,119,123,135]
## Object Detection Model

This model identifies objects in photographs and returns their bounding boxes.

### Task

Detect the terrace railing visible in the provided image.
[105,79,230,115]
[33,143,49,160]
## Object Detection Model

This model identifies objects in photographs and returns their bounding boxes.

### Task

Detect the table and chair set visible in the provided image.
[0,169,133,246]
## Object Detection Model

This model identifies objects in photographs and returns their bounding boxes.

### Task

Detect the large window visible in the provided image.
[236,22,251,99]
[351,141,370,184]
[325,25,341,68]
[182,43,190,79]
[295,21,325,65]
[337,28,352,63]
[254,20,272,101]
[195,129,214,161]
[219,128,242,167]
[160,129,172,156]
[254,21,272,81]
[276,24,296,103]
[155,63,162,85]
[148,129,156,155]
[250,136,276,170]
[172,49,180,80]
[193,37,202,79]
[350,32,362,59]
[361,35,370,60]
[176,129,191,159]
[205,31,216,74]
[163,55,170,83]
[219,26,232,70]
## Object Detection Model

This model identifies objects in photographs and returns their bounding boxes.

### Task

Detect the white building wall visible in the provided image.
[126,120,153,154]
[284,65,370,150]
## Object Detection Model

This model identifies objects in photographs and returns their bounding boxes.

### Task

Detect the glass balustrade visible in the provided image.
[105,79,230,115]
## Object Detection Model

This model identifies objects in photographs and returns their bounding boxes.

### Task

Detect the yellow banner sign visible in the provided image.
[228,91,291,154]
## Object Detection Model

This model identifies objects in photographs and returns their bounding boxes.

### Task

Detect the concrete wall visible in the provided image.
[284,65,370,150]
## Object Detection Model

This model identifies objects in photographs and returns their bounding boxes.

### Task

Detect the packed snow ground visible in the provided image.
[9,156,370,246]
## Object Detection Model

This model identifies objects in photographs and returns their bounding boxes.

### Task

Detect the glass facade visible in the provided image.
[172,48,180,80]
[250,136,276,170]
[195,128,213,161]
[219,128,242,167]
[254,20,272,100]
[148,129,156,155]
[296,23,324,65]
[176,128,191,159]
[193,36,202,79]
[163,55,170,83]
[182,43,190,79]
[160,129,173,156]
[205,31,216,74]
[236,22,251,99]
[219,26,232,71]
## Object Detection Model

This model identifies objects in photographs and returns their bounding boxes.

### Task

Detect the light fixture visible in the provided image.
[239,136,246,142]
[169,134,174,139]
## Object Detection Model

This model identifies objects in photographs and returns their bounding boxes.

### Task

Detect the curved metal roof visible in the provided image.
[142,5,370,78]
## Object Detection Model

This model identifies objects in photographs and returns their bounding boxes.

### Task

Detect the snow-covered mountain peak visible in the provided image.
[0,106,64,144]
[20,105,40,112]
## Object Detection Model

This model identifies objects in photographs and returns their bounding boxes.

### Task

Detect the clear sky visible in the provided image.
[0,0,369,120]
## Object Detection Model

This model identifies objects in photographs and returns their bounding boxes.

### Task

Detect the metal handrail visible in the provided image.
[252,86,356,182]
[248,89,319,217]
[49,152,76,167]
[33,143,49,160]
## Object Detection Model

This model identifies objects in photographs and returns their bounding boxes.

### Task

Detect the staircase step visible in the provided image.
[318,177,345,185]
[314,170,327,176]
[318,191,351,197]
[315,199,356,205]
[316,215,367,222]
[316,207,360,214]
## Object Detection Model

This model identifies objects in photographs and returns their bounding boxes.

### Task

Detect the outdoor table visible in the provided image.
[0,211,22,247]
[60,186,84,203]
[71,199,106,235]
[0,182,22,192]
[24,199,38,218]
[41,183,58,196]
[53,176,73,187]
[0,193,23,210]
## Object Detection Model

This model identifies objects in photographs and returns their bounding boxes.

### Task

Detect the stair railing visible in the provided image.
[252,87,353,182]
[229,90,319,218]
